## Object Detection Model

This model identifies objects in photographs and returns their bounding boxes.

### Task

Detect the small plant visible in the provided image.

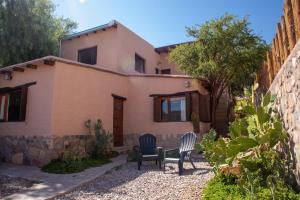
[41,153,111,174]
[84,119,113,158]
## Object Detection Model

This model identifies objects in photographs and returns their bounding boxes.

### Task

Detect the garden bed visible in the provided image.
[42,151,119,174]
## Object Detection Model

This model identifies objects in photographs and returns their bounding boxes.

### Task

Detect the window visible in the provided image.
[153,91,211,123]
[8,90,22,121]
[161,68,171,74]
[135,54,145,73]
[0,86,29,122]
[154,95,187,122]
[78,46,97,65]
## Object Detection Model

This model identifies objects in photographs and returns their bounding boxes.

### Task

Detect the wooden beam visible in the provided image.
[44,59,55,66]
[13,67,24,72]
[291,0,300,40]
[276,23,284,65]
[0,70,11,74]
[281,16,290,59]
[26,64,37,69]
[284,0,297,51]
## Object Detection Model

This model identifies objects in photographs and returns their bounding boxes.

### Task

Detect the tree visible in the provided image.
[0,0,77,67]
[170,14,268,133]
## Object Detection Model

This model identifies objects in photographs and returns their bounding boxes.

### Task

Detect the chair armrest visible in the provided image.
[164,148,180,158]
[156,147,163,161]
[133,145,142,159]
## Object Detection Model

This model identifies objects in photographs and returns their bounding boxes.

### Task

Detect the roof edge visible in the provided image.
[62,20,118,41]
[0,56,207,81]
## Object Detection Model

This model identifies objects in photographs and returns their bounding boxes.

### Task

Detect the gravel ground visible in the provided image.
[56,154,214,200]
[0,175,38,198]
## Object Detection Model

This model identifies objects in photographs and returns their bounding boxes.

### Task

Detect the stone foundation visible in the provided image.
[0,135,94,167]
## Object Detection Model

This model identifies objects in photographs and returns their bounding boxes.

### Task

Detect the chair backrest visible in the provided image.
[139,133,156,155]
[179,132,197,153]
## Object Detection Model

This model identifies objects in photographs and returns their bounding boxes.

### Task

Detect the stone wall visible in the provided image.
[269,41,300,184]
[124,122,211,150]
[0,135,94,167]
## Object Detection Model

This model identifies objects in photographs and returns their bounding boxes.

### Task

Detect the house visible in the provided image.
[0,20,212,166]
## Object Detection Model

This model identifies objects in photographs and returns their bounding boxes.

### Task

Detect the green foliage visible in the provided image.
[202,175,245,200]
[200,88,299,198]
[84,119,112,158]
[0,0,77,67]
[41,154,111,174]
[170,14,268,95]
[170,14,268,127]
[203,175,300,200]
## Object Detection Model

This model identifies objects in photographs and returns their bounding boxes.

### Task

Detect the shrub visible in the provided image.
[200,85,299,198]
[84,119,113,158]
[41,154,111,174]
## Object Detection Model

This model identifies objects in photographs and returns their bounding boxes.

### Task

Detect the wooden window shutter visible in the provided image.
[0,93,8,121]
[19,87,28,121]
[153,96,161,122]
[199,94,211,122]
[191,92,200,118]
[185,93,191,121]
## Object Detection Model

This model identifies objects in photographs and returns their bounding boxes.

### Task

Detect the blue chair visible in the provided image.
[164,132,197,175]
[135,133,162,170]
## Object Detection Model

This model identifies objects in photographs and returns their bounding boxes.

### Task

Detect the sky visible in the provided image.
[52,0,283,47]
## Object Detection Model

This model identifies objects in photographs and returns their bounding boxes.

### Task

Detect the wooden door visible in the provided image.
[113,97,124,146]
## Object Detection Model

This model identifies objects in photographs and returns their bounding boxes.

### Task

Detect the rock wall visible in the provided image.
[0,135,94,167]
[269,41,300,184]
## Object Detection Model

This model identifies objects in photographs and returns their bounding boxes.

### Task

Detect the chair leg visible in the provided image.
[178,161,183,175]
[158,159,161,169]
[138,159,142,170]
[189,157,196,169]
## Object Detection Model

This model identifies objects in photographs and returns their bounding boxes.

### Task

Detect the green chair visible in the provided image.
[135,133,162,170]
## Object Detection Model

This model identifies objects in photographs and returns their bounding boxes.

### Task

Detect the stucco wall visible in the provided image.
[60,21,186,76]
[51,61,209,137]
[61,22,160,75]
[0,64,55,136]
[51,62,129,136]
[269,41,300,184]
[61,27,120,71]
[158,52,184,75]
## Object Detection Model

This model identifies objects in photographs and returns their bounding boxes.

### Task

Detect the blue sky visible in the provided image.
[53,0,283,47]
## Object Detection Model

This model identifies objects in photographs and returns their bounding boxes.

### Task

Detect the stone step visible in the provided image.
[113,145,131,154]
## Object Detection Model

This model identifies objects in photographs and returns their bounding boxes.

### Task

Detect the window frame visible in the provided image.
[0,82,33,123]
[135,53,146,73]
[156,95,188,122]
[78,46,98,65]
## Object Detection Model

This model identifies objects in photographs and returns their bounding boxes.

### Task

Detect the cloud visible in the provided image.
[79,0,86,3]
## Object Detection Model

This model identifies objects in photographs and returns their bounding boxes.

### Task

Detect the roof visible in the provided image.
[155,41,193,53]
[0,56,207,81]
[62,20,118,41]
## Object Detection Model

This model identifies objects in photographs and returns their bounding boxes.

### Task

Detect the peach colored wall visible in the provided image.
[125,76,207,135]
[116,23,159,74]
[51,61,208,137]
[51,62,129,136]
[158,52,185,75]
[61,27,120,72]
[0,64,55,136]
[61,21,185,75]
